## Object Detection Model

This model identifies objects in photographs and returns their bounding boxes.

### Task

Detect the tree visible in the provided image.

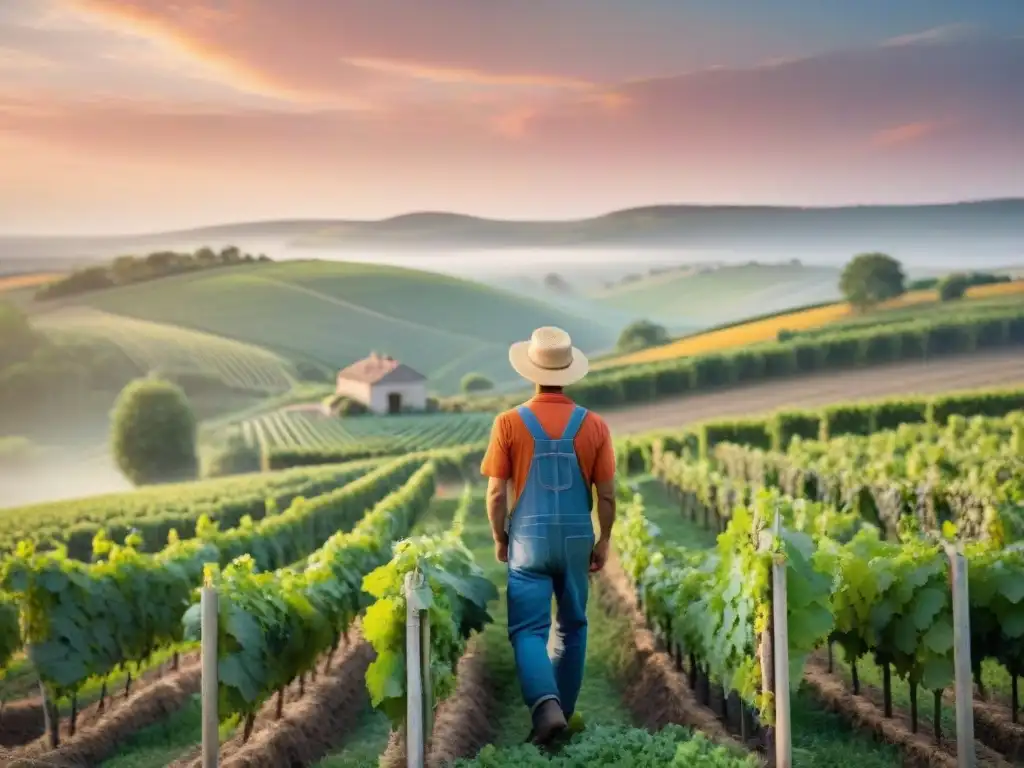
[0,302,39,369]
[543,273,571,294]
[839,252,906,310]
[617,319,670,353]
[111,378,198,485]
[938,273,969,302]
[461,372,494,393]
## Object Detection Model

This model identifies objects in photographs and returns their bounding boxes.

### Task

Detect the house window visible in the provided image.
[387,392,402,414]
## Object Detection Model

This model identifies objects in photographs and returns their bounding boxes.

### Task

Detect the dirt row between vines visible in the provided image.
[595,552,749,752]
[602,349,1024,435]
[0,651,201,748]
[5,662,202,768]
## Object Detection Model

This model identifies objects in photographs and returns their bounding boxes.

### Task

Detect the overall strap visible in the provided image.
[560,406,589,441]
[516,405,551,441]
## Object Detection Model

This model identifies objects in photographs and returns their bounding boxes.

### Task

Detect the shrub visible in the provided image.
[938,273,969,302]
[111,378,198,485]
[617,320,670,353]
[202,431,262,478]
[461,372,494,393]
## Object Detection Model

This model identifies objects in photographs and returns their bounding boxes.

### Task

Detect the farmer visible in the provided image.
[480,326,617,746]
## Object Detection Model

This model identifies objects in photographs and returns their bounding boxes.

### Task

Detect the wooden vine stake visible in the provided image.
[770,508,792,768]
[405,570,433,768]
[945,542,976,768]
[200,584,219,768]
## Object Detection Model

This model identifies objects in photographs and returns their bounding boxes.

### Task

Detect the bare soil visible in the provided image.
[174,634,374,768]
[596,550,747,751]
[803,655,1012,768]
[379,635,500,768]
[0,652,200,748]
[602,350,1024,434]
[4,663,202,768]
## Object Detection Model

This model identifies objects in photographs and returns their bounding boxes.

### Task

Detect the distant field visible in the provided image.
[590,263,842,325]
[0,272,61,292]
[241,410,494,453]
[35,307,297,394]
[46,260,618,394]
[598,280,1024,368]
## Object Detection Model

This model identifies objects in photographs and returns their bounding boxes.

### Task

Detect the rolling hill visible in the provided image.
[35,308,297,394]
[39,260,620,394]
[591,263,842,327]
[5,199,1024,270]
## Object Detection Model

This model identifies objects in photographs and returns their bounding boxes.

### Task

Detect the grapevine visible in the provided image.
[183,462,440,723]
[361,485,498,725]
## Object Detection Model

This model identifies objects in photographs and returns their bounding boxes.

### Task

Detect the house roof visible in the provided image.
[337,352,426,385]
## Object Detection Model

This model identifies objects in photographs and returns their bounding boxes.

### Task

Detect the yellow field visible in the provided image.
[0,273,61,293]
[597,281,1024,368]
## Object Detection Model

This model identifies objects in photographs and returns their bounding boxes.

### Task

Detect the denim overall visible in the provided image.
[506,404,595,718]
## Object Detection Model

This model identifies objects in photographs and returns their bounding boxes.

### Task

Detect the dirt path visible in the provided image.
[601,350,1024,434]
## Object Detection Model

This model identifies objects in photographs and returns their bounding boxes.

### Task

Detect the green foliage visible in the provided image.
[35,246,269,301]
[322,393,369,416]
[565,307,1024,411]
[202,430,262,479]
[616,320,670,353]
[454,724,758,767]
[839,253,906,309]
[252,411,493,470]
[0,458,380,560]
[937,273,969,302]
[0,301,39,369]
[653,416,1024,712]
[1,455,430,699]
[111,378,198,486]
[184,462,438,719]
[613,385,1024,473]
[616,484,835,723]
[714,410,1024,542]
[0,592,20,672]
[817,528,954,692]
[460,372,494,394]
[362,486,497,725]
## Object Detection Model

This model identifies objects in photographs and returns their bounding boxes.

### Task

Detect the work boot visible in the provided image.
[529,699,567,746]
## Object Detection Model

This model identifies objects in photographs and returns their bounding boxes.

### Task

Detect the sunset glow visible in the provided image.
[1,0,1022,233]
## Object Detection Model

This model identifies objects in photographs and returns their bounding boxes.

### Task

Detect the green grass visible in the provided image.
[35,307,297,395]
[57,260,619,394]
[637,478,902,767]
[591,264,841,327]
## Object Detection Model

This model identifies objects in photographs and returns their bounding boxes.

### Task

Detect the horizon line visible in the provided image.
[4,195,1024,241]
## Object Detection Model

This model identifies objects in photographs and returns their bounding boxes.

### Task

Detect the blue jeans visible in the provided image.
[507,513,593,717]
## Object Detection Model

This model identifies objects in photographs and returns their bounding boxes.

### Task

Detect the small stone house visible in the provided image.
[335,352,427,414]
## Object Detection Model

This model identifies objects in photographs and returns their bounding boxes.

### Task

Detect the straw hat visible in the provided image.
[508,326,589,387]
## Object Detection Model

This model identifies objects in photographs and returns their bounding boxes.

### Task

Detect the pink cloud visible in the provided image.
[871,121,940,147]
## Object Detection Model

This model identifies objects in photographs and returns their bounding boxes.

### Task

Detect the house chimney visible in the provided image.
[369,350,378,360]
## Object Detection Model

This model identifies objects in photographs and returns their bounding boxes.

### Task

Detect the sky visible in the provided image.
[1,0,1024,234]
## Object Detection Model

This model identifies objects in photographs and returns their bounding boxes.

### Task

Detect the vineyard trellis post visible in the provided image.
[946,542,976,768]
[770,508,792,768]
[201,584,219,768]
[405,570,433,768]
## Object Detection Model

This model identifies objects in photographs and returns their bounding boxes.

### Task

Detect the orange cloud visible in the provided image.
[66,0,369,106]
[871,121,939,147]
[491,107,537,139]
[344,57,592,90]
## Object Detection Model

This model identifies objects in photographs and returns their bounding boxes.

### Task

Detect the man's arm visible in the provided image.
[487,477,509,545]
[480,415,511,562]
[594,479,616,543]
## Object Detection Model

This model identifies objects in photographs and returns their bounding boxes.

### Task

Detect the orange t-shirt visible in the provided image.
[480,393,616,511]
